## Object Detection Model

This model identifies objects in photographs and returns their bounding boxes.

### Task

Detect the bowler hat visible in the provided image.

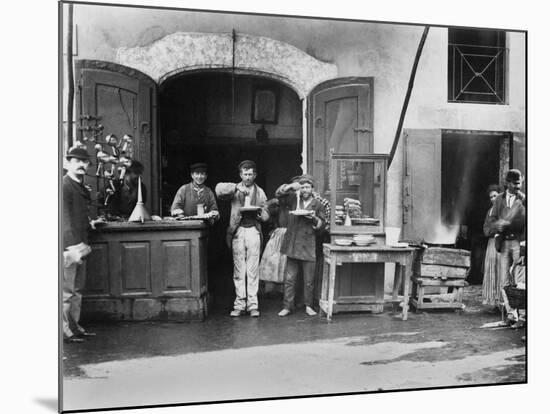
[190,162,208,173]
[238,160,256,171]
[66,147,91,161]
[505,169,523,182]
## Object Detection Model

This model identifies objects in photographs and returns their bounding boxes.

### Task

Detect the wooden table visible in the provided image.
[319,244,417,321]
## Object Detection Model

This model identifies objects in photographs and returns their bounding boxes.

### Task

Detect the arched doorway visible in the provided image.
[159,71,303,307]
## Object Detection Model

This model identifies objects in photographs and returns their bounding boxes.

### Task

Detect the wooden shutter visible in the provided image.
[75,60,159,215]
[402,129,442,241]
[512,132,526,189]
[308,77,374,197]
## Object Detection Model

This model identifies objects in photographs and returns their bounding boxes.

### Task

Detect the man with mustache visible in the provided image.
[486,169,526,290]
[62,147,96,343]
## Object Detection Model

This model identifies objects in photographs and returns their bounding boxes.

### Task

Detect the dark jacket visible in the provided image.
[486,192,526,240]
[63,175,91,249]
[280,196,325,262]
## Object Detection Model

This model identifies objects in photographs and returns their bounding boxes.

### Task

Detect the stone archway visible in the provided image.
[116,32,338,170]
[115,32,337,100]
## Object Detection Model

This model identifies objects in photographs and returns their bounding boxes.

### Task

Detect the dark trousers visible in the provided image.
[284,257,316,310]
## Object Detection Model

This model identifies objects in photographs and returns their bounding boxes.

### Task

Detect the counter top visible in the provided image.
[323,243,417,252]
[91,220,207,232]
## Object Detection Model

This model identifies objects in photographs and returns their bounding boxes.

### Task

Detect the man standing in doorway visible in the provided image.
[487,169,526,289]
[170,163,219,223]
[62,147,96,343]
[220,160,269,317]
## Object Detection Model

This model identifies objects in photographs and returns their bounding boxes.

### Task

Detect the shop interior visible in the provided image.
[159,72,303,307]
[441,131,507,283]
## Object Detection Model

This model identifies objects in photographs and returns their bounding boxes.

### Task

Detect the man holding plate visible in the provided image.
[277,175,325,317]
[216,160,269,317]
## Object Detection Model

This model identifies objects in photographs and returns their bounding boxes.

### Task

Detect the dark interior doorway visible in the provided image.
[159,72,303,309]
[441,131,507,284]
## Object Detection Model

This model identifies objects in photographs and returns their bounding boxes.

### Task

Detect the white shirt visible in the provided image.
[300,197,314,210]
[506,191,516,208]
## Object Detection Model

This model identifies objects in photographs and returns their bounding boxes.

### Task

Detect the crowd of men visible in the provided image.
[62,149,329,343]
[62,144,527,343]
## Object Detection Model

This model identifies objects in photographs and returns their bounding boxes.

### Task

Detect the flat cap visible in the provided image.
[238,160,257,171]
[190,162,208,173]
[298,174,315,186]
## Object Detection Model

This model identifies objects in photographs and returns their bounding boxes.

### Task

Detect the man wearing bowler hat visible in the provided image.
[170,163,219,223]
[62,147,97,343]
[486,169,526,291]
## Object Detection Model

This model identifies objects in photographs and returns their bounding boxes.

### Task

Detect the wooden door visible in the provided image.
[402,129,442,241]
[308,78,374,197]
[512,132,526,190]
[75,60,159,215]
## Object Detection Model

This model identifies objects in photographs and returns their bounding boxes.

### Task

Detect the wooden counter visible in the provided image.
[82,220,209,321]
[320,244,416,321]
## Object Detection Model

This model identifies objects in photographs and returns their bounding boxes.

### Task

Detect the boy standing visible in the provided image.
[278,175,325,316]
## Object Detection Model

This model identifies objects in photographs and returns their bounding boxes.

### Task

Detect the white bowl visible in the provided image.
[334,239,352,246]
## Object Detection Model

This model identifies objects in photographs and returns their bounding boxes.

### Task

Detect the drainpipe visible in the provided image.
[66,3,74,148]
[301,98,307,174]
[231,29,236,123]
[388,26,430,168]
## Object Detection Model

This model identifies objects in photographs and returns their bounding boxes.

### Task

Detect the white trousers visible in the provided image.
[232,226,261,311]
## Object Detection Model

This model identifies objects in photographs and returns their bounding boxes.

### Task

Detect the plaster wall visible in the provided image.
[65,4,526,228]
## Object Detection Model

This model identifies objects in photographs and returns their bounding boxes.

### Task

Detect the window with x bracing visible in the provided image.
[448,28,507,104]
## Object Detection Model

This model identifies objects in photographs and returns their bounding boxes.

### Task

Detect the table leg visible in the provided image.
[401,259,411,321]
[392,262,400,313]
[327,257,337,321]
[321,260,329,304]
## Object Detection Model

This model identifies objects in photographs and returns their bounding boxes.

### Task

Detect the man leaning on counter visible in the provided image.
[170,163,219,222]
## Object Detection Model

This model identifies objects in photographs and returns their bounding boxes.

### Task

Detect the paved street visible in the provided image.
[62,286,526,412]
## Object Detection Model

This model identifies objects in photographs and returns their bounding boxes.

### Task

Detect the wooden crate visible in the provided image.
[410,247,470,311]
[421,247,470,267]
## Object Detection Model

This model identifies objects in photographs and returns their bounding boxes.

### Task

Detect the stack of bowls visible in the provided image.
[352,234,375,246]
[334,205,345,225]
